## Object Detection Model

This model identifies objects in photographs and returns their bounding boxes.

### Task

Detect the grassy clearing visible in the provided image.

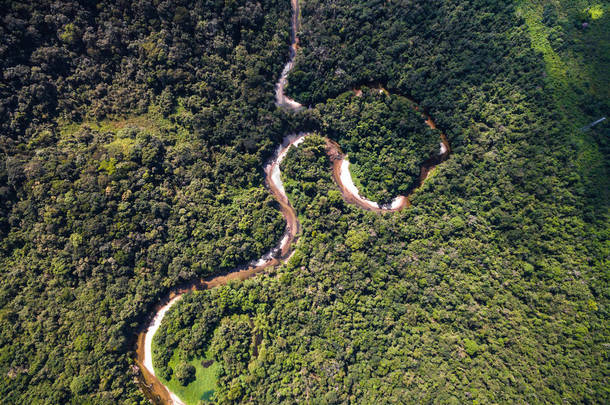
[157,348,219,405]
[56,103,191,142]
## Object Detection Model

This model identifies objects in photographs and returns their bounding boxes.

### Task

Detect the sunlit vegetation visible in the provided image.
[517,1,609,118]
[517,0,609,215]
[156,0,608,403]
[153,289,264,404]
[0,0,607,403]
[157,348,219,404]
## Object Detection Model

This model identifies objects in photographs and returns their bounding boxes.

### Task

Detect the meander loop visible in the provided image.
[134,1,451,403]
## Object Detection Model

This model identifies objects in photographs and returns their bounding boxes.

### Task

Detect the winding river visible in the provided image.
[134,1,451,403]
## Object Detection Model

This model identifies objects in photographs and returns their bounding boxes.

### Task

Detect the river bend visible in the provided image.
[134,1,451,403]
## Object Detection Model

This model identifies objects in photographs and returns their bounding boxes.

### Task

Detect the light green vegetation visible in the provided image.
[588,4,605,19]
[517,0,609,121]
[518,0,610,211]
[57,104,191,144]
[156,347,219,405]
[153,294,262,404]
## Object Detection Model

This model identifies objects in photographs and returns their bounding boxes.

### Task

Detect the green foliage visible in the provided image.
[0,0,608,404]
[345,229,369,251]
[175,362,196,386]
[0,0,291,402]
[155,346,219,405]
[317,91,440,203]
[69,375,90,396]
[153,291,260,404]
[154,0,608,404]
[588,4,604,20]
[463,338,480,357]
[59,23,78,45]
[97,158,117,175]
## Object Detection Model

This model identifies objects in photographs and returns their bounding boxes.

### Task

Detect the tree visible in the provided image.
[175,362,196,386]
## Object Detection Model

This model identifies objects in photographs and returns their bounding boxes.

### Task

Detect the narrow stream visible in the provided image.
[134,132,304,405]
[275,0,304,111]
[134,1,451,403]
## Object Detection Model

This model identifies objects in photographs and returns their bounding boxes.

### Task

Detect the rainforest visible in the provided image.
[0,0,608,404]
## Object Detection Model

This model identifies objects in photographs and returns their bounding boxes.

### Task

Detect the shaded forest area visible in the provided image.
[0,0,608,404]
[0,0,300,403]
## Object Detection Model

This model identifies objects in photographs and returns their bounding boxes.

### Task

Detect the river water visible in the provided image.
[134,0,451,403]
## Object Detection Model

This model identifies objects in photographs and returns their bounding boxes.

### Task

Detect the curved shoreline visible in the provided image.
[135,119,450,405]
[134,133,305,405]
[134,0,452,403]
[327,94,451,212]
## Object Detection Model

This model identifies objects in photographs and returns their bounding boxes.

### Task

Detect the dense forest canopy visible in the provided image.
[1,0,608,404]
[318,90,442,204]
[0,0,295,402]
